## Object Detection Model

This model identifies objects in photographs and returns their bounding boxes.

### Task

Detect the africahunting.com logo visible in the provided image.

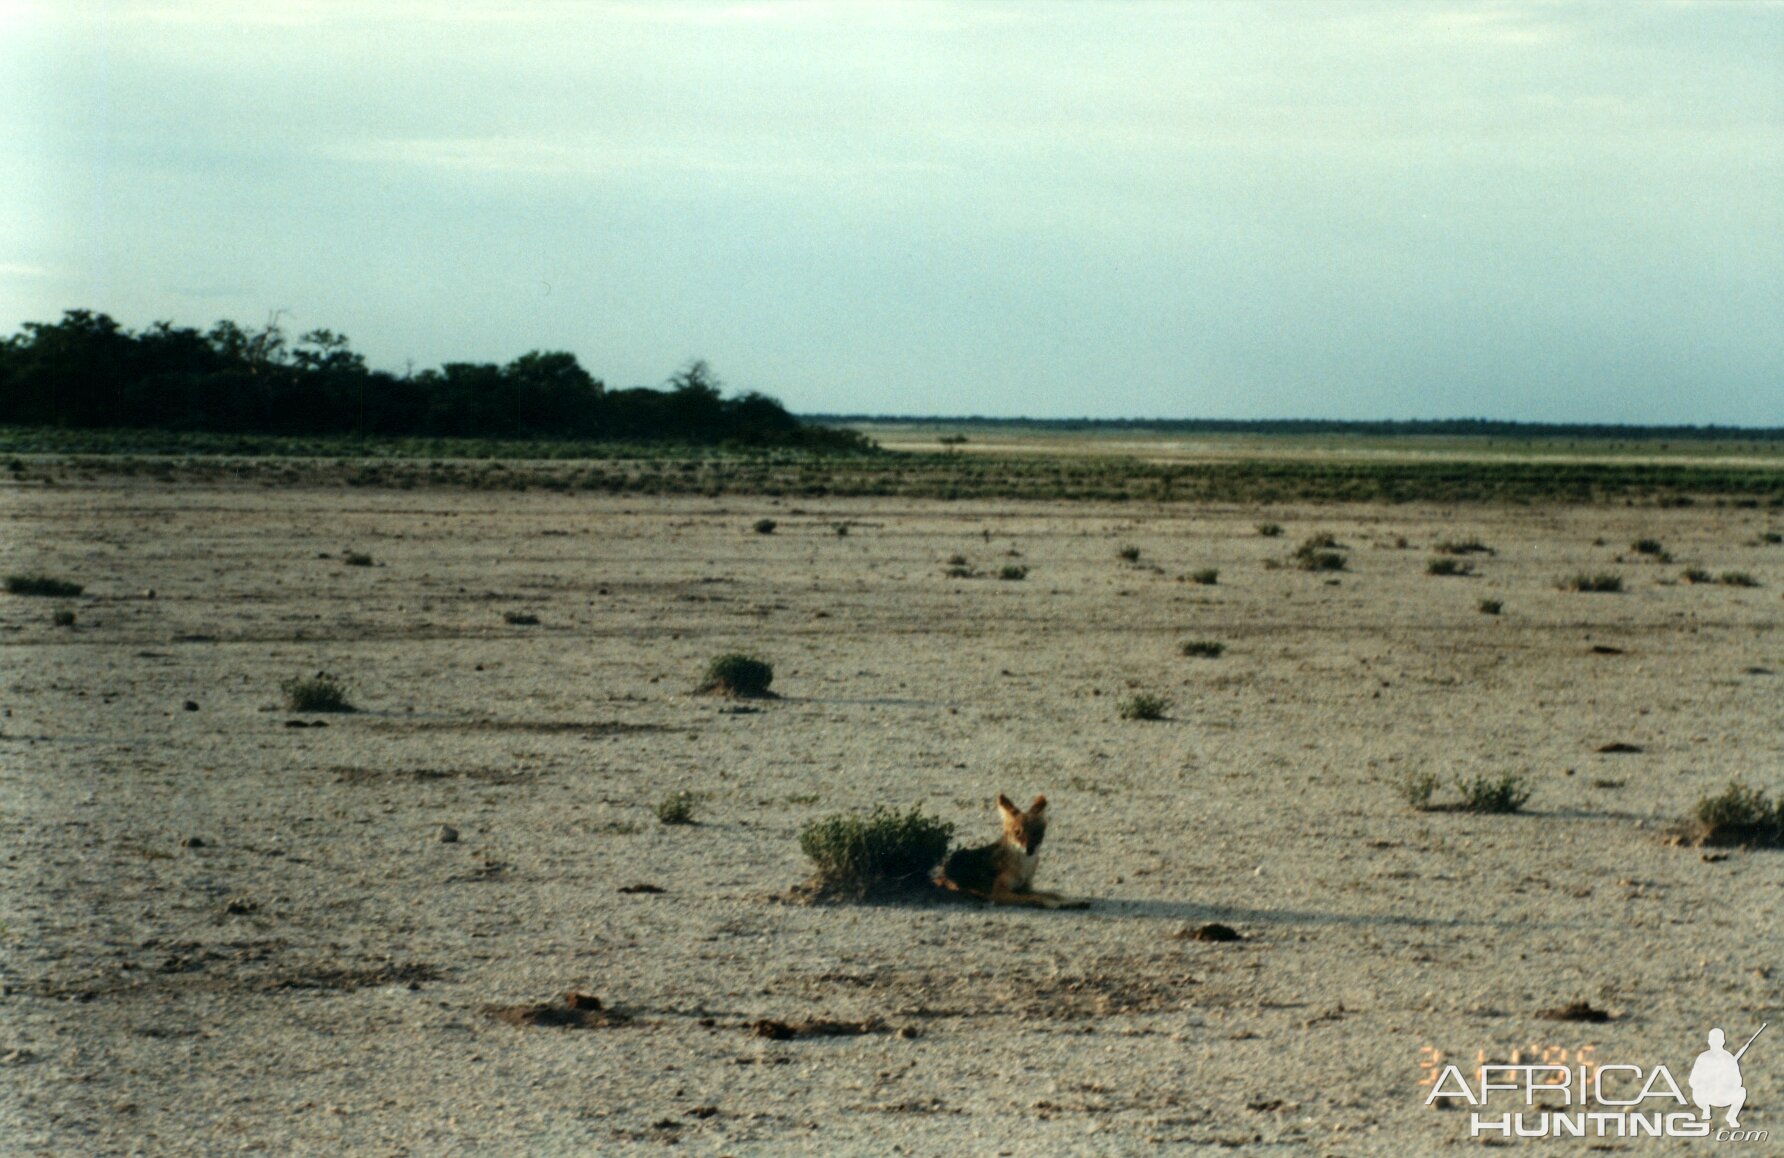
[1422,1022,1768,1141]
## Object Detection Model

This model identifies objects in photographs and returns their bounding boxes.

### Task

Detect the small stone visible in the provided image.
[437,825,459,843]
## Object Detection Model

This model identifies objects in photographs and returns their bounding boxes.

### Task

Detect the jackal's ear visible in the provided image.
[1029,795,1048,815]
[996,794,1019,816]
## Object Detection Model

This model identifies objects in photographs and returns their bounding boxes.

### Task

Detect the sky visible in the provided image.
[2,1,1780,424]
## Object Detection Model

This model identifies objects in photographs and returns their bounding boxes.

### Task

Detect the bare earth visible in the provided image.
[2,478,1780,1155]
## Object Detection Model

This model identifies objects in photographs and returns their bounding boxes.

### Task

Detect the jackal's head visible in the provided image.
[997,794,1048,855]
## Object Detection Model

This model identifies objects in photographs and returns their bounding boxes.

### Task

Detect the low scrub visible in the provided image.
[1402,771,1532,813]
[1435,537,1495,556]
[656,791,698,826]
[281,672,355,713]
[697,653,775,698]
[1189,568,1219,585]
[1292,534,1346,572]
[1683,781,1784,848]
[1118,693,1170,720]
[5,574,83,597]
[1561,572,1622,593]
[1456,773,1534,814]
[1477,598,1503,615]
[798,806,955,900]
[1180,640,1225,658]
[1426,557,1474,577]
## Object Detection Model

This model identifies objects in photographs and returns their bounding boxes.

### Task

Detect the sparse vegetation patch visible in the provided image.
[1180,640,1225,658]
[6,574,82,597]
[797,806,955,900]
[1118,693,1170,720]
[281,672,355,713]
[1682,781,1784,848]
[697,653,775,698]
[1561,572,1623,593]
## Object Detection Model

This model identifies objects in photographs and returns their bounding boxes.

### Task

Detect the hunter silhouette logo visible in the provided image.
[1425,1020,1770,1140]
[1691,1023,1765,1129]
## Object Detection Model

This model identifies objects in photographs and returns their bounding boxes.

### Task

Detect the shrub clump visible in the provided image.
[52,608,76,627]
[1118,693,1170,720]
[1561,572,1622,593]
[997,564,1028,581]
[1685,781,1784,848]
[1719,571,1759,588]
[752,518,777,535]
[1403,771,1532,813]
[697,653,775,698]
[281,672,355,713]
[1256,522,1284,538]
[1180,640,1225,658]
[1456,773,1533,814]
[1477,598,1503,615]
[1116,545,1141,563]
[1435,537,1495,556]
[6,574,83,597]
[657,791,698,826]
[1427,557,1473,577]
[798,806,955,900]
[1190,568,1219,585]
[1399,771,1441,810]
[1291,534,1346,572]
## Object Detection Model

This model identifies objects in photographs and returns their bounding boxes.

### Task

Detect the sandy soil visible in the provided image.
[1,478,1780,1155]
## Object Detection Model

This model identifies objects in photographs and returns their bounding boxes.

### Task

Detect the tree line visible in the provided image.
[0,309,870,450]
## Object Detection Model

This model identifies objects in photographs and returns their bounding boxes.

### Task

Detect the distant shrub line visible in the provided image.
[0,310,870,451]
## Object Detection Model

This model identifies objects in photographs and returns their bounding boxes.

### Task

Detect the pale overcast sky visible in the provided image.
[3,2,1780,422]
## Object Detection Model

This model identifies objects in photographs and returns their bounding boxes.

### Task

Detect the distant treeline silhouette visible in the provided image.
[0,309,869,449]
[810,414,1784,441]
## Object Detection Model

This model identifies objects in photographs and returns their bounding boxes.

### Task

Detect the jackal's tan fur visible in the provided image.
[937,794,1088,909]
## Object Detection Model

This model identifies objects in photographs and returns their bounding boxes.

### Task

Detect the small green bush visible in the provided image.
[697,653,775,697]
[798,806,955,899]
[1190,568,1219,585]
[1256,522,1283,538]
[1681,567,1711,584]
[1477,598,1503,615]
[1118,693,1170,720]
[1399,771,1441,811]
[1117,545,1141,563]
[1720,571,1759,588]
[752,518,777,535]
[1761,532,1782,545]
[944,564,975,579]
[1292,534,1346,572]
[1688,781,1784,847]
[1631,538,1665,557]
[657,791,698,826]
[1180,640,1225,658]
[1427,557,1473,577]
[504,611,540,625]
[52,608,76,627]
[997,564,1028,581]
[1455,773,1533,814]
[6,574,83,597]
[343,551,374,567]
[281,672,355,713]
[1435,537,1495,556]
[1561,572,1622,593]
